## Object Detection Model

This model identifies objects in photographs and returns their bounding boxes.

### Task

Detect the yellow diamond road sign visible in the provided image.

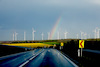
[79,40,84,48]
[61,42,64,46]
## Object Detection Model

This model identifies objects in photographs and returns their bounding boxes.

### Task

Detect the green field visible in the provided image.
[43,42,60,45]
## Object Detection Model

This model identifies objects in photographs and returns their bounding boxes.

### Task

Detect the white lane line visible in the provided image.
[19,56,37,67]
[29,56,35,61]
[19,49,45,67]
[58,53,59,55]
[19,60,29,67]
[61,53,78,67]
[48,50,50,52]
[19,55,37,67]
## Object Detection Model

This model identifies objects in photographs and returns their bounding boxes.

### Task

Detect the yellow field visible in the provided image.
[2,43,53,48]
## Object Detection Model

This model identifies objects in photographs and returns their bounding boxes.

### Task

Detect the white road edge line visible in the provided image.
[61,53,78,67]
[55,49,78,67]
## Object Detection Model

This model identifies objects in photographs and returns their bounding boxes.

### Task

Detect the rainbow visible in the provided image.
[49,16,62,39]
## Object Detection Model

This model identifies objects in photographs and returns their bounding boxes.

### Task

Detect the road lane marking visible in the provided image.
[19,55,38,67]
[61,53,78,67]
[29,56,35,61]
[19,49,45,67]
[55,49,78,67]
[58,53,59,55]
[42,53,44,55]
[19,60,29,67]
[48,50,50,52]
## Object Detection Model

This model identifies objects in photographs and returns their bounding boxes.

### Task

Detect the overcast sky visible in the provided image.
[0,0,100,41]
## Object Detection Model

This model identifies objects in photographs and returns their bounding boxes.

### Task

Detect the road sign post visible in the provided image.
[60,46,62,50]
[53,44,56,48]
[79,40,84,57]
[81,48,82,57]
[60,42,64,50]
[78,49,80,57]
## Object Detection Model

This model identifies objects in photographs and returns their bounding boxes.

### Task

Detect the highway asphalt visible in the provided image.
[0,49,78,67]
[83,49,100,54]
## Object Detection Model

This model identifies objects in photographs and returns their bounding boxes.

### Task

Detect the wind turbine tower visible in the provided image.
[88,34,90,39]
[47,32,50,40]
[97,28,100,38]
[64,32,68,39]
[32,28,36,40]
[98,29,100,38]
[24,31,26,41]
[15,32,18,41]
[84,33,87,39]
[41,32,44,40]
[93,29,96,39]
[93,27,98,39]
[80,31,84,39]
[13,32,15,41]
[76,34,79,39]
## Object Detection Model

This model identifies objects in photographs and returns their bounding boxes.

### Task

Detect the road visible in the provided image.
[83,49,100,54]
[0,49,78,67]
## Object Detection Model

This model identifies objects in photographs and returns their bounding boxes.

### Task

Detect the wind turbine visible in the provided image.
[76,34,79,39]
[13,32,15,41]
[97,28,100,38]
[93,27,98,39]
[47,32,50,40]
[80,31,84,39]
[15,32,18,41]
[24,31,26,41]
[93,29,96,39]
[88,34,90,39]
[32,28,36,40]
[84,33,87,39]
[41,32,44,40]
[98,29,100,38]
[64,32,68,39]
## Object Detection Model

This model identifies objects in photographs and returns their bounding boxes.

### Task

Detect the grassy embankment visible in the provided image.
[60,40,100,67]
